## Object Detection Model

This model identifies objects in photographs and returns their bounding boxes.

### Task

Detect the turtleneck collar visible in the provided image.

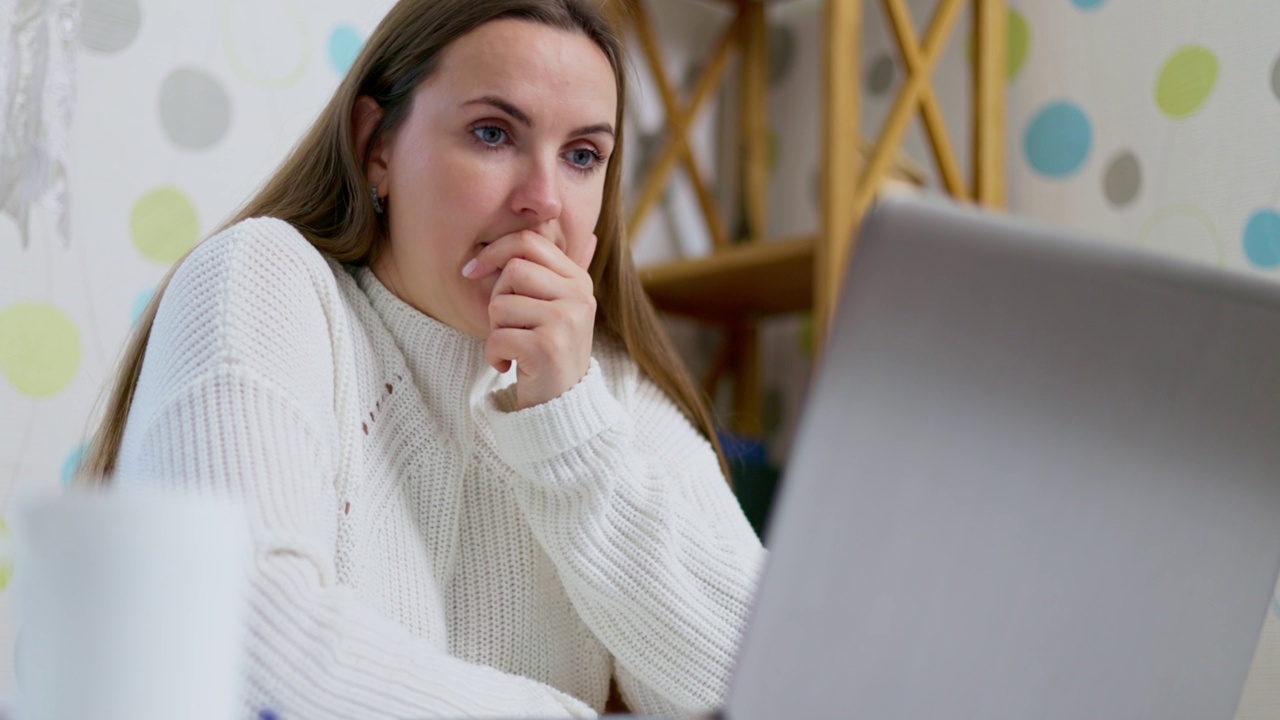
[353,266,502,435]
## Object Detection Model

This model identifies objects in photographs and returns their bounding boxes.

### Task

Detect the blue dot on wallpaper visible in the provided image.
[131,288,155,325]
[1273,593,1280,619]
[1243,209,1280,268]
[61,443,87,488]
[1072,0,1107,10]
[1024,101,1093,178]
[328,25,363,76]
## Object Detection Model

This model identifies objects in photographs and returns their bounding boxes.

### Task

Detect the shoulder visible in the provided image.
[179,217,336,292]
[147,217,348,398]
[170,216,345,316]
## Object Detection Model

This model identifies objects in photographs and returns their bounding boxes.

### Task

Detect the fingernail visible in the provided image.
[462,259,477,277]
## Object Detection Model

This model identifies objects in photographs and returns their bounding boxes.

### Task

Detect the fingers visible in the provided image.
[484,323,587,385]
[490,257,567,302]
[463,230,591,281]
[570,233,598,272]
[488,292,592,333]
[487,293,548,330]
[471,229,597,408]
[484,326,536,373]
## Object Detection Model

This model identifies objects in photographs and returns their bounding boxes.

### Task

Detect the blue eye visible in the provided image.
[474,126,507,146]
[568,148,601,169]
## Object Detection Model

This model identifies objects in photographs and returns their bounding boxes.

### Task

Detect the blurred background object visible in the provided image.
[16,492,248,720]
[0,0,80,248]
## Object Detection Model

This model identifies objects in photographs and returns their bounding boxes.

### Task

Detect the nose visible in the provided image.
[510,155,563,223]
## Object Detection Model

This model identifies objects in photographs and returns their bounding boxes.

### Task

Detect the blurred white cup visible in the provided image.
[15,492,248,720]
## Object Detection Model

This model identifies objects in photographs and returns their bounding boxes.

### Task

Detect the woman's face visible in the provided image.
[364,18,617,337]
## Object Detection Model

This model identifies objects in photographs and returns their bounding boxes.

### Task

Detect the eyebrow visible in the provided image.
[463,95,615,139]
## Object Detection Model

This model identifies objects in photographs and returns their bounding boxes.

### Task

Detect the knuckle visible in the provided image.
[488,302,507,325]
[536,331,561,357]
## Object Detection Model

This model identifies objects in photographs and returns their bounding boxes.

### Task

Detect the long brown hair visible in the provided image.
[81,0,726,484]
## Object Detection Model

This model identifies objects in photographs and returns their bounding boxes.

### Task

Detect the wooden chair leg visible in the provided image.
[973,0,1007,208]
[740,0,770,243]
[816,0,862,352]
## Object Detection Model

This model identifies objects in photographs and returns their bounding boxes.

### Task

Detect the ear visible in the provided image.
[352,96,390,190]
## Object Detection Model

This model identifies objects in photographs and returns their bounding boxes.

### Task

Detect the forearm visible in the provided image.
[483,364,764,712]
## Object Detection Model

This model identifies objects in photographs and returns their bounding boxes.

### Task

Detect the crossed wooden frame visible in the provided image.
[617,0,1003,259]
[819,0,1006,345]
[614,0,767,250]
[615,0,1006,435]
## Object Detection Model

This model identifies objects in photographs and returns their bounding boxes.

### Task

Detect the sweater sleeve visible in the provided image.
[113,220,594,720]
[480,354,767,716]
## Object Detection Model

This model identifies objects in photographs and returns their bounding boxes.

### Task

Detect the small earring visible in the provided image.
[370,184,384,214]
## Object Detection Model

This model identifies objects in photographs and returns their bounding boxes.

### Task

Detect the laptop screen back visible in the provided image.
[727,199,1280,720]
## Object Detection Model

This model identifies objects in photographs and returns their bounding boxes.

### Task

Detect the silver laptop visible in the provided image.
[725,197,1280,720]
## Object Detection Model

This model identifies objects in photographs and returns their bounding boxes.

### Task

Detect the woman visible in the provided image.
[80,0,764,717]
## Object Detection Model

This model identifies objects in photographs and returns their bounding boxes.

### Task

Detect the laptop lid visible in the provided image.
[726,197,1280,720]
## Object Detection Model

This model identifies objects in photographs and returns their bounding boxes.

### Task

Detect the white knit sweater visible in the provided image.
[114,218,765,719]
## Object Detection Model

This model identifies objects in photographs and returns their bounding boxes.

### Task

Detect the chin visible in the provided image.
[463,312,491,339]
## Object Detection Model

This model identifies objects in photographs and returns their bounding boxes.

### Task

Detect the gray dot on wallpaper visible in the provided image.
[1271,55,1280,102]
[1103,151,1142,207]
[867,54,896,96]
[635,130,662,180]
[682,62,704,94]
[159,68,232,150]
[769,25,796,86]
[80,0,141,53]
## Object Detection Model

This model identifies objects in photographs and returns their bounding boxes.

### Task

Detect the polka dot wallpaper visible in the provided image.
[0,0,395,690]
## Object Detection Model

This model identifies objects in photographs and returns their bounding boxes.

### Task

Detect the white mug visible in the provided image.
[15,492,248,720]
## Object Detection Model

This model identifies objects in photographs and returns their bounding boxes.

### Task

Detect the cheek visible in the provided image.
[397,142,506,223]
[564,184,605,265]
[566,180,605,227]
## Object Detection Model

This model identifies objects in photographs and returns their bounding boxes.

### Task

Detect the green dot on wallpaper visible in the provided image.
[222,0,311,90]
[131,186,200,264]
[1155,45,1219,119]
[0,518,11,594]
[0,302,82,398]
[1137,204,1224,268]
[962,9,1030,82]
[1007,9,1030,80]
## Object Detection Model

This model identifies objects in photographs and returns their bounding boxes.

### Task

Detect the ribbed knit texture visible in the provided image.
[114,217,765,719]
